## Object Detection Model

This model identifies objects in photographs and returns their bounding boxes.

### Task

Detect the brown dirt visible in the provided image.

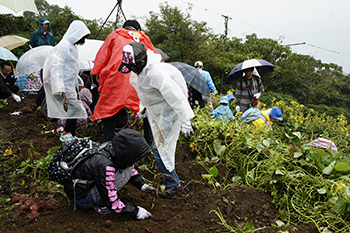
[0,94,319,233]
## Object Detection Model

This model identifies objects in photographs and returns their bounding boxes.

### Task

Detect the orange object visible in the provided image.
[91,28,157,121]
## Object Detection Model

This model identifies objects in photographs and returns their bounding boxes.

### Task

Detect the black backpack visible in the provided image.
[48,138,105,185]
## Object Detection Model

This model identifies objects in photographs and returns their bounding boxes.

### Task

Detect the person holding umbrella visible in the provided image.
[228,59,274,114]
[235,67,264,114]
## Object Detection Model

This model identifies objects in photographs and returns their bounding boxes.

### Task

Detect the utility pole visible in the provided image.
[114,0,126,29]
[220,15,231,94]
[94,0,126,39]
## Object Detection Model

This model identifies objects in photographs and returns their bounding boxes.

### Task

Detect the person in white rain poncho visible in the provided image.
[118,42,195,196]
[43,20,91,142]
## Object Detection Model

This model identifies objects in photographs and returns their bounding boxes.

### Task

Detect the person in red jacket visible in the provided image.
[91,20,157,142]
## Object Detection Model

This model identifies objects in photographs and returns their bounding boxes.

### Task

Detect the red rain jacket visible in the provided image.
[91,28,157,121]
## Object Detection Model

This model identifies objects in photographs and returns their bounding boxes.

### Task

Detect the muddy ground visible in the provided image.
[0,94,318,232]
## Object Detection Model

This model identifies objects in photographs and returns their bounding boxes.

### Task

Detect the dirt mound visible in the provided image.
[0,94,318,232]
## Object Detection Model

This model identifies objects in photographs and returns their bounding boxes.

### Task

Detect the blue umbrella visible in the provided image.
[0,46,18,61]
[169,62,210,97]
[228,59,274,80]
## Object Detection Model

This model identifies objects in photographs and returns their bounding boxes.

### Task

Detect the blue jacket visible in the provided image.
[211,104,234,121]
[197,68,216,93]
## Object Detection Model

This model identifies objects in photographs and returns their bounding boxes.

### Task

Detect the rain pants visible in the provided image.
[43,20,90,119]
[29,17,55,48]
[91,28,157,121]
[130,50,194,172]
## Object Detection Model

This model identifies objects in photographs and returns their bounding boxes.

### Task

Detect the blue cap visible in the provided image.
[219,96,229,104]
[270,107,283,121]
[226,93,234,102]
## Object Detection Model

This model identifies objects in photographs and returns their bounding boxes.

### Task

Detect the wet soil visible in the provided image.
[0,94,319,232]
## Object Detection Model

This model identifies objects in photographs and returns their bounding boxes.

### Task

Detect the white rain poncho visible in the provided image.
[130,50,194,172]
[43,20,90,119]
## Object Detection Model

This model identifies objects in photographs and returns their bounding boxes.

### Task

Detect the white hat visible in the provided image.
[194,61,203,67]
[43,20,50,25]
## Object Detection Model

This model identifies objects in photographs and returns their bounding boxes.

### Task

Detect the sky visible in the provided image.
[1,0,350,73]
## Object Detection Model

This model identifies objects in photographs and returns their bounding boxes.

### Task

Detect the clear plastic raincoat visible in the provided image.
[130,50,194,172]
[43,20,91,119]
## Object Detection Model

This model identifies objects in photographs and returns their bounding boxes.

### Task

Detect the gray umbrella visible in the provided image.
[155,48,170,61]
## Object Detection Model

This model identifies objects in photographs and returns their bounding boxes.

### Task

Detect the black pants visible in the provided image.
[101,108,129,142]
[65,119,77,136]
[0,85,19,99]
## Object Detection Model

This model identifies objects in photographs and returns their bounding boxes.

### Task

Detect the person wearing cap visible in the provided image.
[118,42,195,196]
[43,20,91,142]
[52,129,155,220]
[226,93,235,105]
[91,20,158,142]
[194,61,217,112]
[29,17,55,48]
[210,96,234,121]
[250,107,283,129]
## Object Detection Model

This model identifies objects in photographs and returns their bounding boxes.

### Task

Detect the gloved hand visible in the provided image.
[181,120,194,137]
[141,184,156,193]
[13,94,21,103]
[136,206,152,220]
[253,92,261,99]
[235,106,240,113]
[137,110,146,120]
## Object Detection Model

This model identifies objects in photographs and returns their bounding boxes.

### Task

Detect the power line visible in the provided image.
[180,0,350,57]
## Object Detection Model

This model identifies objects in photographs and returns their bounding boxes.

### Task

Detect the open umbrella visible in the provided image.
[78,39,104,71]
[228,59,274,80]
[0,35,29,50]
[15,45,53,77]
[155,48,170,61]
[0,0,39,14]
[169,62,210,97]
[0,47,18,61]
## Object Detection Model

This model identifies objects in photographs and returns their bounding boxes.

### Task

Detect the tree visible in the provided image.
[144,2,215,64]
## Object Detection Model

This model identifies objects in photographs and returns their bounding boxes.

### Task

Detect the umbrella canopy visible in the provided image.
[78,39,104,71]
[0,47,18,61]
[0,0,39,14]
[15,45,53,77]
[228,59,274,80]
[169,62,210,97]
[155,48,170,61]
[0,35,29,51]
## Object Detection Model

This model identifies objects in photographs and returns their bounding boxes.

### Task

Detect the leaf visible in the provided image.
[213,140,226,156]
[317,188,327,194]
[262,139,270,147]
[276,220,285,227]
[209,166,218,177]
[275,169,285,175]
[245,221,255,230]
[292,132,302,139]
[323,161,336,175]
[293,151,303,159]
[201,174,211,180]
[331,197,350,215]
[333,162,350,172]
[301,142,313,150]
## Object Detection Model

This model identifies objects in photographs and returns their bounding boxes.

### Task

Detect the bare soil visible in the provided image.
[0,94,319,232]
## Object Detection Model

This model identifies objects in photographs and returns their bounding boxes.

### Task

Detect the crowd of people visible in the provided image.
[0,17,285,221]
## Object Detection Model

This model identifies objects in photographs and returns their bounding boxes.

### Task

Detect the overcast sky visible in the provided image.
[1,0,350,73]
